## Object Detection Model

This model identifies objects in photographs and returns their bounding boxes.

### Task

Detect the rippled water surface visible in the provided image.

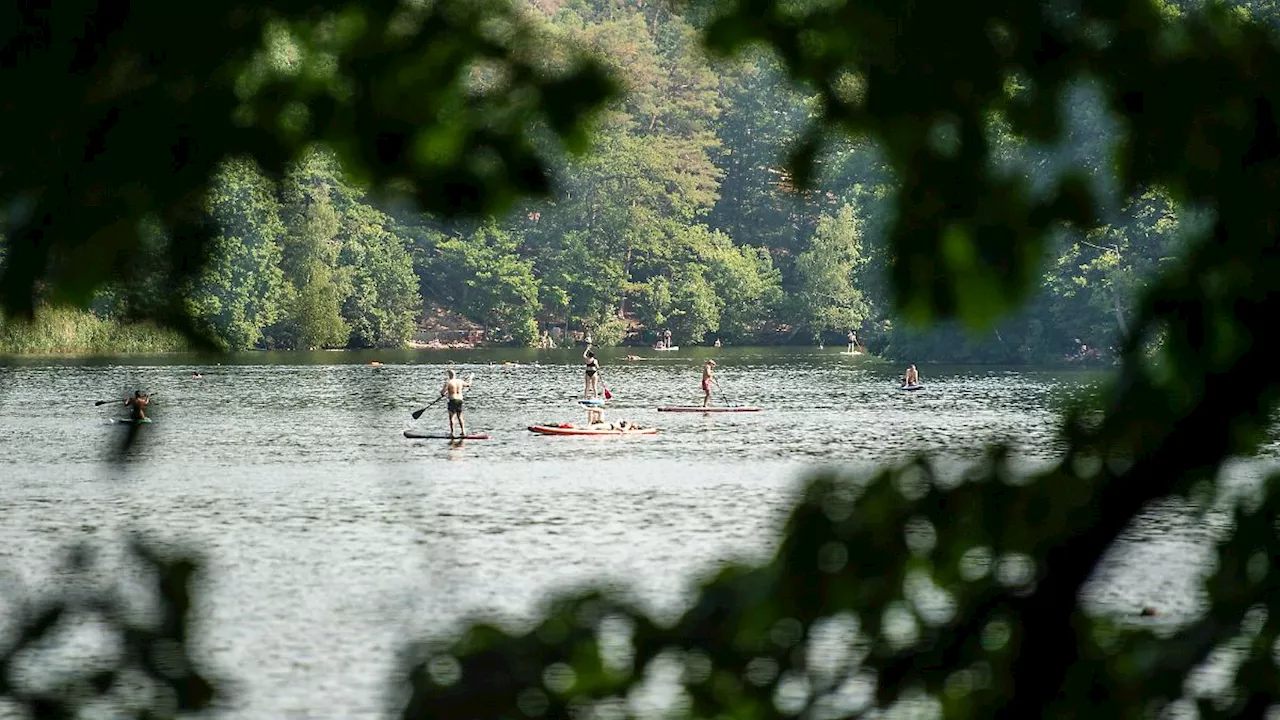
[0,347,1269,717]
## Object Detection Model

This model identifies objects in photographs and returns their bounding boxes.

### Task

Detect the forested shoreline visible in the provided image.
[0,0,1233,361]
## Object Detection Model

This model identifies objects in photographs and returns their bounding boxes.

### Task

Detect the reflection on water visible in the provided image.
[0,348,1271,718]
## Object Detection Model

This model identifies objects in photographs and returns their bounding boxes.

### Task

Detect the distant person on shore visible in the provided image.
[903,364,920,387]
[702,359,717,407]
[847,330,858,352]
[124,391,150,421]
[584,345,601,398]
[440,370,471,438]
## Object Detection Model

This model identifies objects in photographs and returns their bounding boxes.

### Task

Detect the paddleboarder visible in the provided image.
[702,360,717,407]
[123,391,151,421]
[847,330,858,352]
[440,370,472,438]
[664,329,672,349]
[902,364,919,388]
[584,345,601,398]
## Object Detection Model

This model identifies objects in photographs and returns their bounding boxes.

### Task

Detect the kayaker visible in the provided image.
[583,345,601,398]
[903,364,920,387]
[702,360,717,407]
[847,330,858,352]
[124,391,150,421]
[440,370,472,438]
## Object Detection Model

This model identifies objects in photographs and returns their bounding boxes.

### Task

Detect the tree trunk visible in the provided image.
[1113,291,1129,337]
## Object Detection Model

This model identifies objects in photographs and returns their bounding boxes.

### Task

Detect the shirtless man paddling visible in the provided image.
[440,370,472,438]
[124,391,150,421]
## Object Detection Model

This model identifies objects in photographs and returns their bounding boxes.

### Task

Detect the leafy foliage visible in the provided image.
[434,224,541,345]
[0,0,615,340]
[7,0,1280,717]
[0,541,221,718]
[395,0,1280,716]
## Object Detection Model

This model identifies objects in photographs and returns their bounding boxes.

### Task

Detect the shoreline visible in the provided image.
[0,345,1122,371]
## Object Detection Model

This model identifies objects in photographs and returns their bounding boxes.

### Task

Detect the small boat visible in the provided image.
[528,424,658,436]
[403,430,490,440]
[656,406,761,412]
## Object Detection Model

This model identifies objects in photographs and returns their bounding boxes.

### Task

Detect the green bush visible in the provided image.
[0,306,188,355]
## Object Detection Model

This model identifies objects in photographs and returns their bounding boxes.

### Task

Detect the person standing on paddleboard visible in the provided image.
[903,364,919,388]
[702,360,717,407]
[440,370,472,438]
[124,391,151,421]
[847,330,858,353]
[584,345,601,398]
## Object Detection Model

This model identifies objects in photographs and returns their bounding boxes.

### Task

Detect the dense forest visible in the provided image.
[0,0,1266,361]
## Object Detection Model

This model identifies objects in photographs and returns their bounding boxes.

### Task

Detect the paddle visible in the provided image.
[602,380,612,400]
[410,396,444,420]
[96,394,157,406]
[713,379,736,406]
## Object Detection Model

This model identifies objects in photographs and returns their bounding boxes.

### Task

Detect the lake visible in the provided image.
[0,347,1270,718]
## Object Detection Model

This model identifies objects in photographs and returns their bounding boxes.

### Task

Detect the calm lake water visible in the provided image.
[0,347,1272,718]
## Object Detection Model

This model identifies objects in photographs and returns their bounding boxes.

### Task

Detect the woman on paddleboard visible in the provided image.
[702,360,717,407]
[584,345,601,398]
[902,364,919,388]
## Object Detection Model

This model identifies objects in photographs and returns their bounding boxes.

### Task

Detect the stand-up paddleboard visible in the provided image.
[529,424,658,436]
[840,351,863,355]
[900,384,925,391]
[109,417,153,424]
[404,430,490,440]
[654,345,679,351]
[656,405,761,412]
[577,398,606,406]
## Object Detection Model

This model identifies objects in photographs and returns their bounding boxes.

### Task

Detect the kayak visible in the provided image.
[656,405,761,412]
[404,430,490,440]
[901,385,926,391]
[528,424,658,436]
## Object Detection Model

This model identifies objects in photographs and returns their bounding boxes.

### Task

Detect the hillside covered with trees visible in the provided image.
[1,0,1262,362]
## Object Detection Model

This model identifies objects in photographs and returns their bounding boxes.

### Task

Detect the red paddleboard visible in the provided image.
[655,406,761,412]
[528,424,658,436]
